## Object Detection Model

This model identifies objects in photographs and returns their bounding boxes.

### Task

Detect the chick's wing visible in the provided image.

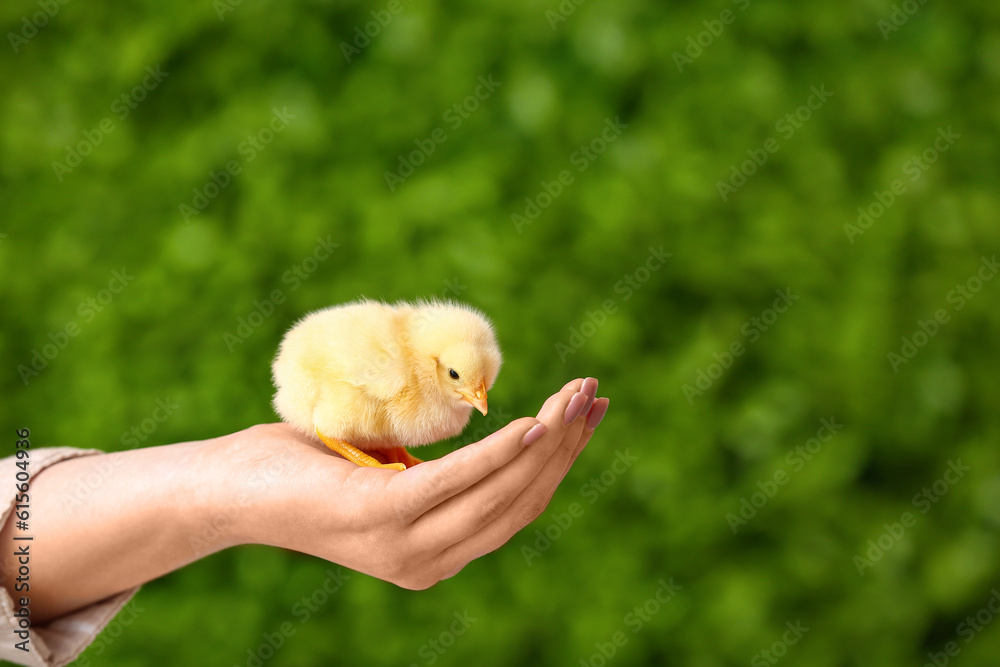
[330,301,411,402]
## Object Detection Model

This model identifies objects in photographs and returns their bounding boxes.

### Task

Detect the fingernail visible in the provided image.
[522,423,548,447]
[564,392,587,425]
[582,393,595,417]
[582,377,599,398]
[586,398,609,430]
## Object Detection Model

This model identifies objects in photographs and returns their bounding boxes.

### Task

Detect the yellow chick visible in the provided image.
[271,298,502,470]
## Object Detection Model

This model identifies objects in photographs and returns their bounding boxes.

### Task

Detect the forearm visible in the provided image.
[0,436,242,624]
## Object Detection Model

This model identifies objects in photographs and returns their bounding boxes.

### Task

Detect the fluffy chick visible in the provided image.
[272,298,502,470]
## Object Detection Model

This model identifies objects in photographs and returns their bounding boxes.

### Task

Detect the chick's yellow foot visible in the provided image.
[315,429,406,471]
[379,447,424,469]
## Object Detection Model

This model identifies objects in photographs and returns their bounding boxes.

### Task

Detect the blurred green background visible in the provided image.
[3,0,1000,664]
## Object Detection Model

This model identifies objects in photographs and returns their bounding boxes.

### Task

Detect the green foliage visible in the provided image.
[3,0,1000,665]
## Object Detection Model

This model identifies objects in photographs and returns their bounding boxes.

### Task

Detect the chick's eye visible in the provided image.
[449,369,460,380]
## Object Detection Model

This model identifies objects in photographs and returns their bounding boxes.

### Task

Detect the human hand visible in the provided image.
[223,377,609,589]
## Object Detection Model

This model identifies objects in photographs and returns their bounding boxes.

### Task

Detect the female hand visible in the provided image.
[226,377,610,589]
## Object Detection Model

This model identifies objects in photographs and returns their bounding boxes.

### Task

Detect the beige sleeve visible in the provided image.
[0,446,141,667]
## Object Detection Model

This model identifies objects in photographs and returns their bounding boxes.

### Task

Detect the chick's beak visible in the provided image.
[460,381,489,416]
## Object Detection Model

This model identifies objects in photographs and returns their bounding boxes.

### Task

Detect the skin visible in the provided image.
[0,378,609,624]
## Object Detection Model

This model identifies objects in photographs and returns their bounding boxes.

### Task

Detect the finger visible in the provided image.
[389,417,546,524]
[424,388,594,560]
[433,416,591,572]
[435,398,607,570]
[409,381,596,546]
[392,379,594,524]
[586,396,610,431]
[565,397,608,473]
[549,397,609,502]
[578,377,599,419]
[535,377,596,427]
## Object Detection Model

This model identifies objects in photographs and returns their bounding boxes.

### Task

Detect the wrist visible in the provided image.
[205,424,314,553]
[185,433,259,556]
